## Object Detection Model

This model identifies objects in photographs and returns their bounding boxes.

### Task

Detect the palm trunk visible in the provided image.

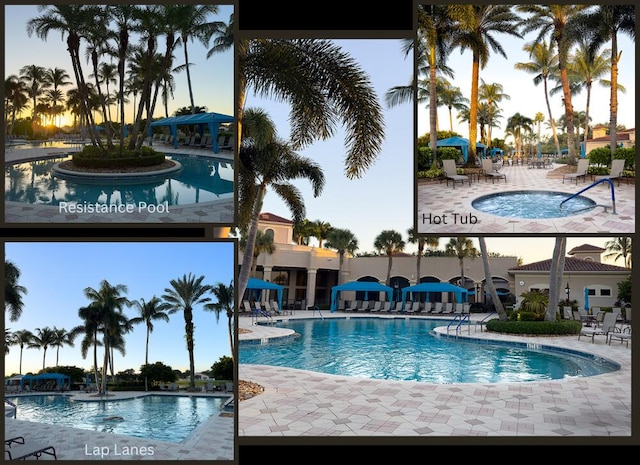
[467,55,480,166]
[609,39,620,157]
[429,43,438,169]
[227,312,234,363]
[184,38,196,114]
[237,184,267,306]
[479,238,505,320]
[144,326,150,391]
[546,237,565,321]
[558,48,577,165]
[185,308,195,390]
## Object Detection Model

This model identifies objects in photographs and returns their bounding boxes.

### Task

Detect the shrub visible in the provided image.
[417,168,444,179]
[72,145,165,169]
[587,146,611,166]
[486,319,582,335]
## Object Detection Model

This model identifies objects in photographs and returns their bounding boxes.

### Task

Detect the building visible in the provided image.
[243,214,630,311]
[584,126,635,154]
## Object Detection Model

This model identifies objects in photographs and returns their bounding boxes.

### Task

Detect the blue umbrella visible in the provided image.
[584,288,590,311]
[537,142,542,159]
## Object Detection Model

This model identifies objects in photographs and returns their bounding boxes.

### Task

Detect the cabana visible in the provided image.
[436,136,486,162]
[244,277,284,311]
[489,147,504,158]
[20,373,71,391]
[401,282,468,310]
[148,112,234,152]
[330,281,394,312]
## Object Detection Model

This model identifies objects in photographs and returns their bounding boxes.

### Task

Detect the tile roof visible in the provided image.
[259,212,294,224]
[510,257,629,272]
[567,244,606,254]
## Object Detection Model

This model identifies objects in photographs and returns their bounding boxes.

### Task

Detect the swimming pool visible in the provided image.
[5,395,229,443]
[239,318,618,383]
[471,190,597,218]
[4,154,233,207]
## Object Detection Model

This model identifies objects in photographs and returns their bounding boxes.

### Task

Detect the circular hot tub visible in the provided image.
[472,190,597,219]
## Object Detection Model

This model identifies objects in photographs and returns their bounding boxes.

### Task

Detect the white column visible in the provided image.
[306,269,317,309]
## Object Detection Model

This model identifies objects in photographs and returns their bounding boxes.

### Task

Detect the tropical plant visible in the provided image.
[604,237,632,268]
[5,329,12,355]
[309,220,332,248]
[325,228,359,285]
[438,80,469,133]
[478,79,510,148]
[5,260,28,322]
[407,227,438,284]
[4,75,30,135]
[445,237,478,295]
[478,238,506,321]
[19,64,50,132]
[205,281,235,362]
[50,327,76,367]
[129,296,171,391]
[519,290,549,319]
[162,273,212,390]
[28,326,56,370]
[374,230,406,286]
[239,229,276,278]
[506,112,534,156]
[10,329,33,374]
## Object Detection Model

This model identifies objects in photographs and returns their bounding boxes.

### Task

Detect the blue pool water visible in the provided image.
[472,190,597,218]
[239,318,618,383]
[5,154,233,207]
[5,395,228,443]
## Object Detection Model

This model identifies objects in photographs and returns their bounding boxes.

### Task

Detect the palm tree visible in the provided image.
[205,281,235,362]
[162,273,213,390]
[10,330,33,374]
[514,39,562,157]
[478,79,510,149]
[28,326,56,370]
[237,108,325,305]
[604,237,632,268]
[71,304,104,394]
[129,296,170,391]
[506,112,534,157]
[447,5,523,165]
[309,220,332,248]
[577,5,635,158]
[517,5,589,165]
[438,80,469,133]
[325,228,359,285]
[293,218,314,246]
[547,236,567,321]
[478,238,506,320]
[4,75,29,136]
[96,62,118,123]
[5,260,27,322]
[445,237,478,297]
[50,327,76,367]
[19,64,50,133]
[239,229,276,277]
[374,230,406,286]
[45,67,72,128]
[5,329,12,356]
[407,227,427,284]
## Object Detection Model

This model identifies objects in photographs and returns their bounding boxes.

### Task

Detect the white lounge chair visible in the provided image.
[422,302,433,314]
[5,437,57,461]
[579,312,618,343]
[608,325,631,347]
[594,158,625,186]
[369,301,383,313]
[431,302,444,314]
[442,302,454,314]
[389,302,402,314]
[562,158,590,184]
[381,301,392,312]
[481,158,507,183]
[442,159,470,188]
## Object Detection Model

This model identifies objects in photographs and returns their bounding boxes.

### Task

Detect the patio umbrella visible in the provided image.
[537,142,542,158]
[584,288,590,311]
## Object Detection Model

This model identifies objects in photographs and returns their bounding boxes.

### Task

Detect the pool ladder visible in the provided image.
[560,178,616,214]
[447,312,471,335]
[5,399,17,418]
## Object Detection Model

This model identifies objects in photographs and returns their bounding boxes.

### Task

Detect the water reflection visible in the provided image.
[5,154,234,206]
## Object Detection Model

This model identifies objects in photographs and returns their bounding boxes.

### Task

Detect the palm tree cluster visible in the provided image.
[416,5,634,164]
[8,5,230,152]
[4,265,233,392]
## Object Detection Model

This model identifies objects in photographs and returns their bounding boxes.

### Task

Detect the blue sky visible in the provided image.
[4,242,235,377]
[4,4,234,123]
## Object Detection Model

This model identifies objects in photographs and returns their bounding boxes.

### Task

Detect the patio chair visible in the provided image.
[389,301,402,314]
[270,300,284,315]
[225,381,233,393]
[431,302,444,314]
[442,159,470,188]
[422,302,433,314]
[579,312,618,343]
[5,436,57,461]
[594,158,625,186]
[562,158,589,184]
[381,301,392,312]
[608,325,631,347]
[242,300,252,314]
[357,301,370,312]
[441,302,454,314]
[481,158,507,183]
[369,301,383,313]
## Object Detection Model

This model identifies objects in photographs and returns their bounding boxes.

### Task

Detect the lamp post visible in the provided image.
[475,282,482,305]
[565,283,570,305]
[394,282,400,302]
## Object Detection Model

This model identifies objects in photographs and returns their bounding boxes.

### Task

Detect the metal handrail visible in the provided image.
[5,398,17,418]
[560,178,615,214]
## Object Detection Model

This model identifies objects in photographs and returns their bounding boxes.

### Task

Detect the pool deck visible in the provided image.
[4,391,234,460]
[417,161,635,234]
[4,143,234,224]
[238,312,633,441]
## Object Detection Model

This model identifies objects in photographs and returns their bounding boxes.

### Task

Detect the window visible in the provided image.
[600,289,611,296]
[588,289,596,296]
[264,228,274,240]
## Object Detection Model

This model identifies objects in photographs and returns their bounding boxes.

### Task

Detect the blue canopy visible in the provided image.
[436,136,486,162]
[20,373,71,390]
[401,282,468,310]
[149,112,234,152]
[245,277,284,311]
[330,281,394,312]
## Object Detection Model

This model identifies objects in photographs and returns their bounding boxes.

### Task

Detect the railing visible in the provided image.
[311,305,324,320]
[475,312,496,332]
[5,398,17,418]
[447,313,470,334]
[251,307,273,325]
[560,178,616,214]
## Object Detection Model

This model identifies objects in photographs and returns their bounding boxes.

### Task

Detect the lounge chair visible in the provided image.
[389,302,402,314]
[562,158,589,184]
[5,436,57,461]
[442,302,454,314]
[369,301,383,313]
[225,381,233,393]
[594,158,625,186]
[431,302,444,314]
[270,300,283,315]
[442,159,470,188]
[608,325,631,347]
[381,301,392,312]
[422,302,433,314]
[242,300,252,314]
[579,312,618,343]
[357,301,370,312]
[481,158,507,183]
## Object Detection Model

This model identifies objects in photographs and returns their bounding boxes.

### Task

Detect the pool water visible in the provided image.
[4,154,233,207]
[472,190,597,218]
[239,318,618,383]
[5,395,228,443]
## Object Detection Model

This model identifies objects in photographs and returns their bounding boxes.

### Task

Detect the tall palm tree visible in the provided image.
[5,329,12,356]
[45,67,72,128]
[577,5,635,158]
[478,79,509,149]
[162,273,213,390]
[478,238,506,320]
[28,326,56,370]
[96,62,118,123]
[10,330,33,374]
[19,64,50,133]
[239,229,276,277]
[438,80,469,133]
[293,218,314,246]
[547,236,567,321]
[604,237,632,268]
[506,112,534,157]
[374,230,406,286]
[517,4,589,165]
[325,228,359,285]
[204,281,235,362]
[129,296,170,391]
[237,108,325,304]
[445,237,478,297]
[407,227,426,284]
[71,304,104,394]
[5,260,27,322]
[309,220,332,248]
[447,5,523,165]
[4,75,29,135]
[50,327,76,367]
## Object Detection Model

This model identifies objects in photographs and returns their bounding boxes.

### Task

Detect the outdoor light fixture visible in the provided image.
[565,283,570,303]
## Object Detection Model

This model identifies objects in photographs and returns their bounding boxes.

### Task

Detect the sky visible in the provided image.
[417,10,636,142]
[4,4,235,124]
[4,242,235,377]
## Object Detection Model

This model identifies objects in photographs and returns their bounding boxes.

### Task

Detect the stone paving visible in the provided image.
[238,313,632,439]
[4,391,234,461]
[417,161,635,234]
[4,143,234,224]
